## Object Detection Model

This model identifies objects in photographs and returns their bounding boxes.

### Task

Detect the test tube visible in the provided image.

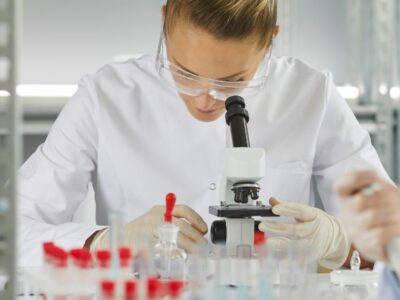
[70,248,94,299]
[108,210,125,278]
[119,247,133,280]
[211,245,229,299]
[42,242,55,274]
[96,249,112,287]
[147,277,163,300]
[100,280,116,300]
[49,247,69,300]
[125,280,137,300]
[168,279,185,300]
[186,245,209,299]
[255,233,273,300]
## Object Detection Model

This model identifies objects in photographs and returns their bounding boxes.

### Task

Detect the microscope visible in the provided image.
[210,95,276,257]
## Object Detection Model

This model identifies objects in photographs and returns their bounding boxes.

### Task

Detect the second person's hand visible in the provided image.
[335,171,400,262]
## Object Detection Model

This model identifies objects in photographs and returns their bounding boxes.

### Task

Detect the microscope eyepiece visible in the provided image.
[225,96,249,126]
[225,95,246,110]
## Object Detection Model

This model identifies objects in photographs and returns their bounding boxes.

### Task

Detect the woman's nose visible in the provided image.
[194,93,216,110]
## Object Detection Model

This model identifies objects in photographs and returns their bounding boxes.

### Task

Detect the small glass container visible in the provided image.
[153,193,187,280]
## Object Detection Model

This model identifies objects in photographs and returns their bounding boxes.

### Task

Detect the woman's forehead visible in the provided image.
[166,25,266,79]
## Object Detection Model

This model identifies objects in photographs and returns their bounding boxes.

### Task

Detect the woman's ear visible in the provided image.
[273,25,281,38]
[161,5,166,19]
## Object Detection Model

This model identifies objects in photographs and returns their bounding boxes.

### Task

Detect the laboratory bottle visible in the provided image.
[153,193,187,280]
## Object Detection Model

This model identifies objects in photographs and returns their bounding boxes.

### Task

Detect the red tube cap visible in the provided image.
[147,277,161,297]
[125,280,137,295]
[96,250,111,268]
[119,247,132,267]
[254,231,266,246]
[168,280,185,297]
[101,280,115,297]
[70,248,92,268]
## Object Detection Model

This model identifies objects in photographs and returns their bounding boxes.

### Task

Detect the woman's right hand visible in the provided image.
[89,204,208,253]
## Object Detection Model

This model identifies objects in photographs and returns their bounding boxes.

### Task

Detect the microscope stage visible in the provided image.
[209,205,277,218]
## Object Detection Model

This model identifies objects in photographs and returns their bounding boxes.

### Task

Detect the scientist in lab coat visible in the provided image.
[18,0,387,268]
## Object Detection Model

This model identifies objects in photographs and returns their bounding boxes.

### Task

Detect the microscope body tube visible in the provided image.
[225,96,250,148]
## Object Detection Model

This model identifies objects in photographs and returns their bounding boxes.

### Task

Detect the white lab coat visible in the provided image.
[18,54,387,267]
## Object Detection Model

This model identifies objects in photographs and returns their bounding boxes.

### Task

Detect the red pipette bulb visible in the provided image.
[164,193,176,223]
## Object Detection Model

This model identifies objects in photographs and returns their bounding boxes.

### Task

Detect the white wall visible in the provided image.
[278,0,348,85]
[22,0,162,84]
[22,0,349,85]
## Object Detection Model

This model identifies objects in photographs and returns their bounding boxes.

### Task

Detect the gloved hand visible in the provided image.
[335,171,400,262]
[89,205,208,253]
[258,197,350,269]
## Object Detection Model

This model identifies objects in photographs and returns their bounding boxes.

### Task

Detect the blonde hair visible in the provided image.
[164,0,277,47]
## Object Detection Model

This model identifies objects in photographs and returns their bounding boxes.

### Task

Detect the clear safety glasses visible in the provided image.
[156,33,273,101]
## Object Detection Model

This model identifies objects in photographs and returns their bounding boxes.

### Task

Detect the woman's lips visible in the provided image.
[195,107,218,114]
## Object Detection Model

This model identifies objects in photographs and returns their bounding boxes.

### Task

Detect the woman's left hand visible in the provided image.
[259,197,350,269]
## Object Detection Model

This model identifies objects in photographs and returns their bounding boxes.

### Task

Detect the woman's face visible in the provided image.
[166,22,272,122]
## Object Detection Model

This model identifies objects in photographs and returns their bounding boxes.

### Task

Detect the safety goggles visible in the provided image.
[156,33,273,101]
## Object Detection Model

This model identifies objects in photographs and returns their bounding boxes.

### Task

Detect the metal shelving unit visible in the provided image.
[352,104,400,182]
[277,0,293,56]
[0,0,21,299]
[371,0,397,180]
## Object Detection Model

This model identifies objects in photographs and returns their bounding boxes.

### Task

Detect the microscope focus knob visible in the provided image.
[210,220,227,244]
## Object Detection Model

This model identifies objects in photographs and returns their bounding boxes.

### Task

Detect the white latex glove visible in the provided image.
[258,197,350,269]
[90,205,208,253]
[335,171,400,263]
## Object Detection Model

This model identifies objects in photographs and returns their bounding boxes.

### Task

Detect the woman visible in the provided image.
[19,0,387,269]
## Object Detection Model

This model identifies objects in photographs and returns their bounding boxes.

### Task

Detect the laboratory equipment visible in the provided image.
[125,280,137,300]
[119,247,133,280]
[153,193,187,280]
[96,249,112,281]
[70,248,95,298]
[109,210,126,278]
[100,280,116,300]
[330,250,379,299]
[209,95,276,257]
[17,240,383,300]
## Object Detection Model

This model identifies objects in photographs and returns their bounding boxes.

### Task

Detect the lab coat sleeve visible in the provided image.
[378,266,400,299]
[312,73,388,216]
[18,75,106,267]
